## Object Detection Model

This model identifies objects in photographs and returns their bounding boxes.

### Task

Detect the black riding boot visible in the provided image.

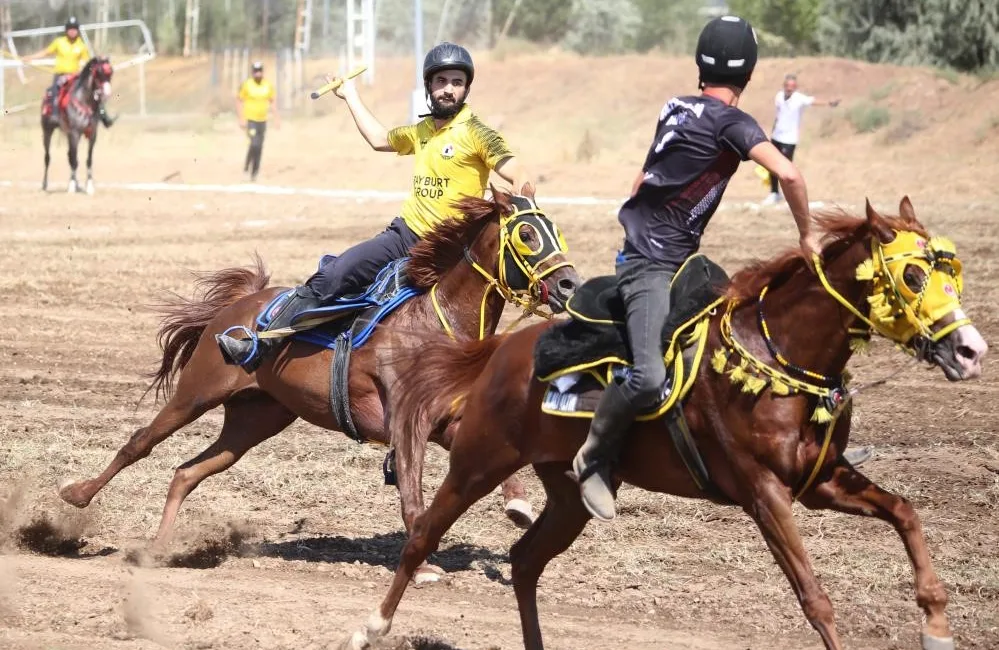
[216,286,321,372]
[98,105,115,127]
[571,381,638,522]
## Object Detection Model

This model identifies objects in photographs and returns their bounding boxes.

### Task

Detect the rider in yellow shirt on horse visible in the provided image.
[217,42,525,370]
[23,17,114,127]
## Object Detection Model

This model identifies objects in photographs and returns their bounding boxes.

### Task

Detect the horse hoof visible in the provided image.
[85,180,95,195]
[57,479,92,508]
[413,563,445,585]
[922,634,955,650]
[67,181,77,194]
[340,630,370,650]
[504,498,535,530]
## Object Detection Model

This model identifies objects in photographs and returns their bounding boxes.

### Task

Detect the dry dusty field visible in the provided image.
[1,53,998,650]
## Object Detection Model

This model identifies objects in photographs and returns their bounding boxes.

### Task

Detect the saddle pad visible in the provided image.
[256,257,423,351]
[534,254,728,381]
[540,318,709,421]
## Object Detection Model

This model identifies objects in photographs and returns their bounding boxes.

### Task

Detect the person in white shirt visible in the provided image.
[763,73,839,205]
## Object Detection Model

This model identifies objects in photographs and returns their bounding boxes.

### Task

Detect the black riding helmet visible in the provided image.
[422,42,474,91]
[65,16,80,32]
[695,16,757,90]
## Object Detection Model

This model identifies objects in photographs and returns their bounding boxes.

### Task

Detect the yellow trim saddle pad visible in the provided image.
[540,297,722,421]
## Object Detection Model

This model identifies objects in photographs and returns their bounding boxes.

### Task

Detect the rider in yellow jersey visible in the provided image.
[23,17,114,127]
[237,61,280,182]
[217,42,525,370]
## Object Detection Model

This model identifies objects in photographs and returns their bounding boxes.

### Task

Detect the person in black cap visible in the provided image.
[570,16,826,522]
[237,61,279,182]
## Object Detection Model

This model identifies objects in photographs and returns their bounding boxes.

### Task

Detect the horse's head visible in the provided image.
[859,197,987,380]
[487,184,581,313]
[82,56,114,103]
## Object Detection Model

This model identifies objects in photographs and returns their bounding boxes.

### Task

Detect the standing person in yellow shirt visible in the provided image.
[237,61,280,182]
[217,42,525,370]
[23,17,113,127]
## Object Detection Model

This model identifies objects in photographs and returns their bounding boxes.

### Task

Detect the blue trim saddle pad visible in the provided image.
[256,256,423,351]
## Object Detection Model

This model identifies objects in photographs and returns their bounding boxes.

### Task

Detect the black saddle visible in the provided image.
[534,254,729,380]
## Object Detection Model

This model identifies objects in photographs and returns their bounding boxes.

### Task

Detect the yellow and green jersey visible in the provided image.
[238,78,276,122]
[387,104,513,238]
[45,35,89,75]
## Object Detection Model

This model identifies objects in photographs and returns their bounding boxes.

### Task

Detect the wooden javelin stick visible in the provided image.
[310,65,368,100]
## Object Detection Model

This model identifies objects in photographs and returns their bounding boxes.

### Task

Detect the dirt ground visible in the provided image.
[1,53,998,650]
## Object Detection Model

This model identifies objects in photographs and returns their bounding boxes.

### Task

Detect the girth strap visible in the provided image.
[662,406,712,493]
[330,324,363,443]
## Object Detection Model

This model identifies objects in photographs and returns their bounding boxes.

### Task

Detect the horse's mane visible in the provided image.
[407,187,532,289]
[74,57,102,90]
[726,208,928,302]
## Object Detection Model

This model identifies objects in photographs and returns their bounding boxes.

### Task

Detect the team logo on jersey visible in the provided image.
[441,143,455,159]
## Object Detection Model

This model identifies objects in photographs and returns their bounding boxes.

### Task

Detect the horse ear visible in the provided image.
[490,183,512,211]
[898,195,918,226]
[866,198,896,243]
[520,182,535,199]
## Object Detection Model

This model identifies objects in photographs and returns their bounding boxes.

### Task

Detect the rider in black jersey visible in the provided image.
[571,15,824,522]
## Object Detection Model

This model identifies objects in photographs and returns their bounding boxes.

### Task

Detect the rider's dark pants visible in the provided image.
[47,74,68,117]
[305,217,420,302]
[244,120,267,177]
[770,140,796,194]
[614,246,675,410]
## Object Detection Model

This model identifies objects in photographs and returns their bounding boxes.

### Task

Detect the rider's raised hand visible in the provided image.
[800,229,824,273]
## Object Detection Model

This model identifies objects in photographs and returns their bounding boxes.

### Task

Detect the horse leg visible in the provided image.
[390,418,446,584]
[66,131,79,193]
[151,395,296,551]
[41,124,53,191]
[85,130,96,195]
[58,352,236,507]
[510,462,591,650]
[747,476,843,650]
[437,419,535,529]
[343,441,523,649]
[801,460,953,649]
[500,471,535,530]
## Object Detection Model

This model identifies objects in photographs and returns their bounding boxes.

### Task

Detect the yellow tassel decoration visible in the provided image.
[770,378,791,396]
[742,375,767,394]
[855,258,876,281]
[849,337,870,355]
[811,404,834,424]
[711,348,729,374]
[729,365,748,385]
[928,236,957,256]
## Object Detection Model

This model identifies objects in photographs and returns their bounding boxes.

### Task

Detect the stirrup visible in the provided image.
[217,325,259,367]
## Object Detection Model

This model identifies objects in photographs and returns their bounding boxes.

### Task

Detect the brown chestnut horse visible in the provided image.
[57,187,581,580]
[345,198,987,650]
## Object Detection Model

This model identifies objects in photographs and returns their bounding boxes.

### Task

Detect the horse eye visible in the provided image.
[902,264,925,293]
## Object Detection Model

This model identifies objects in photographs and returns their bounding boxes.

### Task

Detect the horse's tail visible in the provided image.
[146,256,270,401]
[395,333,508,430]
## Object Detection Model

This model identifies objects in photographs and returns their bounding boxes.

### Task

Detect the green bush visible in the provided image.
[847,102,891,134]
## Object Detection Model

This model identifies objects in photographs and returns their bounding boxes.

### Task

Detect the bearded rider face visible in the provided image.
[427,69,468,120]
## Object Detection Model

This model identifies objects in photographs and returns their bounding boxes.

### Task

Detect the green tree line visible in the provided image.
[3,0,997,71]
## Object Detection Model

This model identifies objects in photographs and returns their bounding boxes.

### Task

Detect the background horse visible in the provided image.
[41,56,113,194]
[347,198,987,650]
[57,188,580,582]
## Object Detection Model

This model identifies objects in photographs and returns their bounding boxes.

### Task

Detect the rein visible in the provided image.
[431,206,572,341]
[714,232,969,500]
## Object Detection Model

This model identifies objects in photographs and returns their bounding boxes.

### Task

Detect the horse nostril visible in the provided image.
[558,278,577,295]
[956,345,977,361]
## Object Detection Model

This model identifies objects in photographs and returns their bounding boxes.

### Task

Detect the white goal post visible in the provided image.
[1,19,155,117]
